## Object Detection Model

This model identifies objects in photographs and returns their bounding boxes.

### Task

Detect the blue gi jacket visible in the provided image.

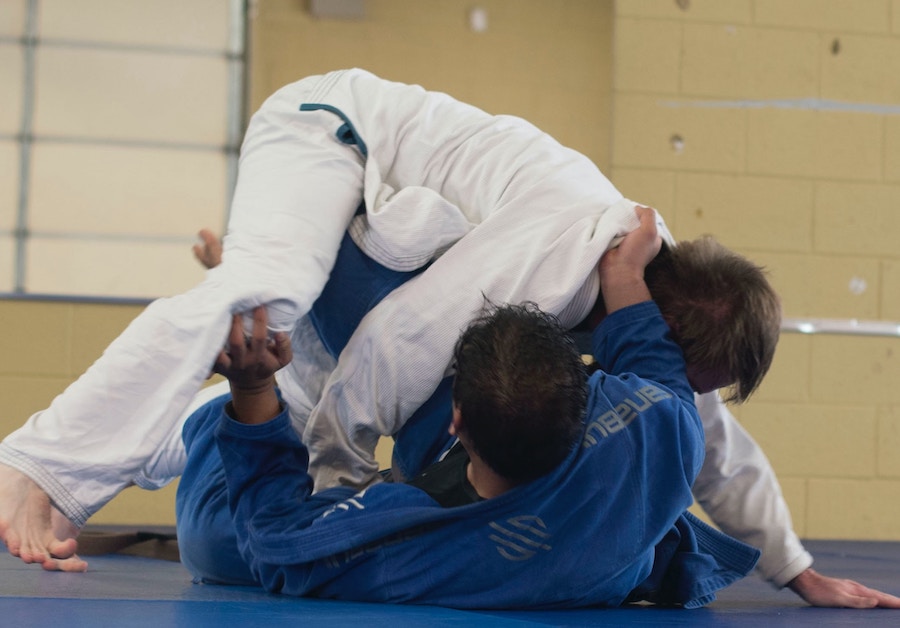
[212,301,759,608]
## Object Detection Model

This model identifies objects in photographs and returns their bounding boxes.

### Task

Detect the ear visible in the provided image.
[448,403,464,436]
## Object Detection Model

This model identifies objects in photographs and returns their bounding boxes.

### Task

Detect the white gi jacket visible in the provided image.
[0,69,810,587]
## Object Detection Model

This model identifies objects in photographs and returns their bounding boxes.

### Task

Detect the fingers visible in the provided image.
[793,570,900,608]
[227,313,246,355]
[634,206,661,248]
[272,331,293,367]
[865,586,900,609]
[215,307,291,384]
[213,314,244,377]
[250,306,269,353]
[837,592,879,609]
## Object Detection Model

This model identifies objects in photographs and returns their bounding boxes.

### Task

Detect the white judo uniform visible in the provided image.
[0,68,810,588]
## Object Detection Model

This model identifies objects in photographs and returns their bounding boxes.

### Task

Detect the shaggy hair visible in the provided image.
[645,238,782,403]
[452,302,588,482]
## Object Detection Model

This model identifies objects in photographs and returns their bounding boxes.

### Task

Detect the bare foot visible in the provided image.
[0,463,87,572]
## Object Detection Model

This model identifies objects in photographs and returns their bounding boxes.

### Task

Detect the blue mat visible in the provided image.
[2,540,899,627]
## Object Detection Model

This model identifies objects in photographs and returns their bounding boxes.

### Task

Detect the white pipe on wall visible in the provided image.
[782,317,900,337]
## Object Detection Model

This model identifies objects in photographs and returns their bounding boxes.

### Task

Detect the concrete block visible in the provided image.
[70,303,145,376]
[740,402,877,477]
[616,0,752,23]
[755,0,890,34]
[815,182,900,257]
[807,478,900,539]
[0,300,72,377]
[821,34,900,105]
[746,108,817,178]
[779,477,808,537]
[880,260,900,320]
[682,24,818,99]
[747,109,882,181]
[609,168,677,229]
[877,406,900,477]
[613,94,745,172]
[886,116,900,183]
[748,251,880,319]
[674,172,813,252]
[614,18,682,94]
[751,334,811,403]
[810,334,900,404]
[0,376,72,439]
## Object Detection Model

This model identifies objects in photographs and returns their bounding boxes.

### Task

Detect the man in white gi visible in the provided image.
[1,69,898,609]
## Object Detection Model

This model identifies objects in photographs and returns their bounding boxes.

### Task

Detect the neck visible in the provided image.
[466,455,516,500]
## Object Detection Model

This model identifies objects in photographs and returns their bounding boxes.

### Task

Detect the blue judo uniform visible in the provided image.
[176,286,759,608]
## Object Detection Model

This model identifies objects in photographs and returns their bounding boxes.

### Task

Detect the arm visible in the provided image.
[597,206,659,315]
[695,392,900,608]
[213,306,292,426]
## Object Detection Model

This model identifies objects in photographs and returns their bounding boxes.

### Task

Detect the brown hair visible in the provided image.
[644,238,781,403]
[452,302,587,482]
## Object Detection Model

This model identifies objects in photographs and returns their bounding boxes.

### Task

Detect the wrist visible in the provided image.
[228,378,282,425]
[787,567,817,594]
[600,272,652,314]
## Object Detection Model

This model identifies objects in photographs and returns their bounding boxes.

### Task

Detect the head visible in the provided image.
[451,302,588,484]
[644,237,781,403]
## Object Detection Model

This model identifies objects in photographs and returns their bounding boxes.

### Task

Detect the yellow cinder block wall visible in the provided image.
[3,0,900,541]
[612,0,900,540]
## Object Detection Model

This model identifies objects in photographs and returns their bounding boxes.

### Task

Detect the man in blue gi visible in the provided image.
[174,207,759,608]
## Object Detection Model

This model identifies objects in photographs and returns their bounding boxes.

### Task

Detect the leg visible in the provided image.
[0,75,367,566]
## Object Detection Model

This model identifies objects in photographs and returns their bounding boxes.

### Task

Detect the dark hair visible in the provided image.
[452,302,588,483]
[645,238,781,403]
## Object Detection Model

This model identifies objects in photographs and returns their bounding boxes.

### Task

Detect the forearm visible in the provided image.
[215,410,317,550]
[599,271,651,314]
[228,381,283,427]
[597,205,660,316]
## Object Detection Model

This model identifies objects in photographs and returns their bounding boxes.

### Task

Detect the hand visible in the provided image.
[788,567,900,608]
[192,228,223,269]
[598,206,662,314]
[599,206,662,280]
[214,306,292,389]
[214,306,292,424]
